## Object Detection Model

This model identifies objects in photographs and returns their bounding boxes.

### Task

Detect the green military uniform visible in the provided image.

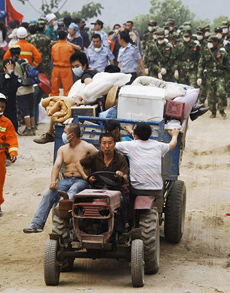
[221,21,230,97]
[197,35,230,117]
[174,26,200,87]
[26,23,37,43]
[30,21,52,79]
[145,29,174,81]
[142,20,157,51]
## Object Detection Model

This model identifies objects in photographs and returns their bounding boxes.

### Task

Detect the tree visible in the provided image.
[212,16,229,31]
[18,0,103,20]
[132,14,151,36]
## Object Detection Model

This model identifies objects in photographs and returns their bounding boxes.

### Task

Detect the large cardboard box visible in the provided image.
[117,85,165,121]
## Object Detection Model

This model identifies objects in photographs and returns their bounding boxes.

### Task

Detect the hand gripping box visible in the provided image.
[117,85,165,121]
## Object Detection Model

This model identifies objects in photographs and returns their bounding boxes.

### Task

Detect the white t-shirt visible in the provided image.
[116,139,170,190]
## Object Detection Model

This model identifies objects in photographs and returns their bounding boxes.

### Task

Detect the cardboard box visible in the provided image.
[71,104,98,117]
[117,85,165,121]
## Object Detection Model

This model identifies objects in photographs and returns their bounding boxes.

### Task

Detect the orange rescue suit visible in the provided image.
[0,115,18,205]
[4,40,41,67]
[50,40,75,96]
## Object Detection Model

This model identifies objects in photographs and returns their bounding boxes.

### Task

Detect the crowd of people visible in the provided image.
[0,13,230,219]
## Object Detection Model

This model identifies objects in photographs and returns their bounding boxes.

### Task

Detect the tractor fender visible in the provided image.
[134,196,155,210]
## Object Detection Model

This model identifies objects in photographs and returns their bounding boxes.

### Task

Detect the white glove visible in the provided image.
[174,70,179,80]
[145,68,149,75]
[197,78,202,86]
[158,72,163,80]
[161,68,167,75]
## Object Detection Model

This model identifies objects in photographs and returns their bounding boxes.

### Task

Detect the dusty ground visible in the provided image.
[1,104,230,293]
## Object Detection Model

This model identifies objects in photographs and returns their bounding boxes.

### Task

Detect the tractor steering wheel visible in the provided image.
[87,171,124,188]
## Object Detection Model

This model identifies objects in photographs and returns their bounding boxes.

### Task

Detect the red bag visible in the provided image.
[38,73,51,95]
[164,100,185,123]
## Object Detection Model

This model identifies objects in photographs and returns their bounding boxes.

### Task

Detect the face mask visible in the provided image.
[72,66,84,77]
[157,39,164,45]
[197,35,203,41]
[169,26,173,31]
[0,112,4,116]
[94,47,101,53]
[153,34,157,40]
[53,20,57,26]
[222,28,228,34]
[148,26,153,32]
[183,36,190,42]
[216,33,222,39]
[164,29,169,35]
[114,29,118,33]
[205,31,210,37]
[62,132,72,144]
[207,42,213,49]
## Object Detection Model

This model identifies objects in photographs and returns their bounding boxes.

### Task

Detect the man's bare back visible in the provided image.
[60,140,97,177]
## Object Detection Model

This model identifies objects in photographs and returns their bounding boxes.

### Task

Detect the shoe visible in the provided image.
[33,133,54,144]
[190,107,210,121]
[191,103,204,112]
[21,127,33,136]
[23,223,43,233]
[210,113,216,118]
[31,127,36,136]
[0,206,2,217]
[220,110,226,118]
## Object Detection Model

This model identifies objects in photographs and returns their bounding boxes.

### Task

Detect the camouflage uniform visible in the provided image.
[174,27,200,87]
[30,29,52,79]
[145,29,174,81]
[197,35,230,116]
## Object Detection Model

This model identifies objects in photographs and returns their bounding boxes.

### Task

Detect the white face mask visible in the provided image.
[0,112,4,116]
[153,34,157,40]
[114,29,118,33]
[157,39,164,45]
[94,47,101,53]
[216,33,222,39]
[169,26,173,31]
[164,29,169,35]
[72,66,84,77]
[183,36,191,42]
[222,28,228,34]
[207,42,213,49]
[205,31,210,37]
[148,26,153,32]
[197,35,203,41]
[62,132,72,144]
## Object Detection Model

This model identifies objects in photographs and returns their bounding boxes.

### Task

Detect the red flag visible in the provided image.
[6,0,23,23]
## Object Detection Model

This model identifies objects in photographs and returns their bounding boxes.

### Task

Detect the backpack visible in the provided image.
[17,59,40,86]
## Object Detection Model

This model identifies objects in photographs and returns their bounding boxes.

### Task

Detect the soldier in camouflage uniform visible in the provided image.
[173,26,200,87]
[142,20,157,51]
[197,35,230,118]
[145,28,174,81]
[196,27,207,104]
[30,20,52,79]
[26,23,37,43]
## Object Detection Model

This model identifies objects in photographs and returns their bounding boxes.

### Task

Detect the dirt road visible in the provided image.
[1,106,230,293]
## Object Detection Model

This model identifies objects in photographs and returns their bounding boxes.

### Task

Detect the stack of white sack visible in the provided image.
[68,72,131,104]
[132,76,199,120]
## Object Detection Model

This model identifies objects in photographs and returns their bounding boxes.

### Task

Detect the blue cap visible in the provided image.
[30,19,37,24]
[69,22,78,30]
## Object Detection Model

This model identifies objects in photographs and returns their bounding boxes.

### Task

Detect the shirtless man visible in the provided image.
[23,123,98,233]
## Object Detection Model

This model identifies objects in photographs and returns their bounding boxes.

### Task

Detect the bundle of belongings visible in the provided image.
[41,73,209,125]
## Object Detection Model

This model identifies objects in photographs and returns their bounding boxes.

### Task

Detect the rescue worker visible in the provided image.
[197,34,230,118]
[50,30,75,96]
[142,20,157,51]
[0,93,18,216]
[4,27,41,68]
[145,28,174,81]
[91,19,108,47]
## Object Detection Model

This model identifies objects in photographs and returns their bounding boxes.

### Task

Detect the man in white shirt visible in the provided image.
[116,122,179,213]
